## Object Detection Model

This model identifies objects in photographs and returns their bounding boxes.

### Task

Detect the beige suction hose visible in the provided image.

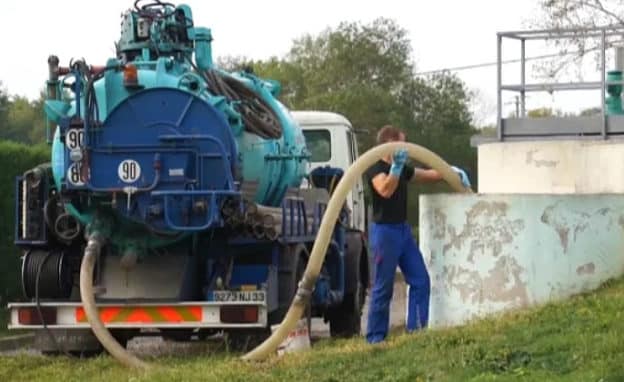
[78,141,471,368]
[242,141,473,361]
[79,234,149,370]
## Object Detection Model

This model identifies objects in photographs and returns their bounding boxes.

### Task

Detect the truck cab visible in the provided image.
[291,111,366,233]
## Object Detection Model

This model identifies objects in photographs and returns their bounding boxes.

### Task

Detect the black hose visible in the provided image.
[186,58,282,140]
[34,252,71,356]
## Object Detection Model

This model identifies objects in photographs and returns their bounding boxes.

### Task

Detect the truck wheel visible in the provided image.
[328,279,365,338]
[328,234,367,338]
[269,243,311,329]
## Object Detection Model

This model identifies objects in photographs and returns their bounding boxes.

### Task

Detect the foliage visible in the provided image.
[0,142,49,313]
[535,0,624,79]
[241,19,477,226]
[0,86,46,144]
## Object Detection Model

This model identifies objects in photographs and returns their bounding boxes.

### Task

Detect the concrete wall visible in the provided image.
[419,193,624,328]
[478,140,624,194]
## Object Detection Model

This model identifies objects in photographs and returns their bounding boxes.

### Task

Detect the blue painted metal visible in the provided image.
[229,265,270,287]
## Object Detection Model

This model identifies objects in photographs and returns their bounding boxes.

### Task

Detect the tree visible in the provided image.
[408,73,473,134]
[251,18,428,151]
[0,83,9,132]
[539,0,623,29]
[535,1,624,78]
[3,95,45,144]
[245,19,477,225]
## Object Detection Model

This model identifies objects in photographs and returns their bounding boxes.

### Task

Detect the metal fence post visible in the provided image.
[497,34,503,141]
[601,29,607,139]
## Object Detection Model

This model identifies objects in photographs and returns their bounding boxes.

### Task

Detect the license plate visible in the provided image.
[210,290,266,302]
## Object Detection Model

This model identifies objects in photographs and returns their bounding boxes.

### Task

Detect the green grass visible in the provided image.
[0,309,13,337]
[2,277,624,381]
[0,309,31,339]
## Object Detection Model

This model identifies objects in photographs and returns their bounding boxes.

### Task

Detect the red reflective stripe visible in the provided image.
[101,307,123,323]
[125,308,153,323]
[76,307,123,323]
[76,307,86,322]
[75,306,203,323]
[158,307,184,322]
[188,306,202,321]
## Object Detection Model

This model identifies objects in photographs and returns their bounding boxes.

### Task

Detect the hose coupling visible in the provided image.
[294,275,315,306]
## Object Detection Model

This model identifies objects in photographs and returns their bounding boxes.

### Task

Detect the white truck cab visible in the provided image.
[291,110,366,233]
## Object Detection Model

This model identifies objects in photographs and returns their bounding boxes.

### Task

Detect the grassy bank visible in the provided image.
[2,277,624,381]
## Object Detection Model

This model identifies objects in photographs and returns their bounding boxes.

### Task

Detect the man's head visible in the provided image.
[376,125,406,145]
[376,125,406,163]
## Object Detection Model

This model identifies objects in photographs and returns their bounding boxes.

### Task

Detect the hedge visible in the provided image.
[0,141,50,309]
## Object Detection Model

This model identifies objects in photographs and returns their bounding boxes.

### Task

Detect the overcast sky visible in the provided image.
[1,0,606,124]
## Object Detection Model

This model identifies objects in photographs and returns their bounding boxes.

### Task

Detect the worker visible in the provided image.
[365,125,470,344]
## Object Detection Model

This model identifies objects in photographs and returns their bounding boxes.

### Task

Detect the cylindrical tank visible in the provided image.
[51,66,307,207]
[44,3,310,256]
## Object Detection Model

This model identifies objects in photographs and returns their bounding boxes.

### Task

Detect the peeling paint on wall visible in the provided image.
[441,201,524,263]
[526,149,559,168]
[420,194,624,328]
[576,263,596,275]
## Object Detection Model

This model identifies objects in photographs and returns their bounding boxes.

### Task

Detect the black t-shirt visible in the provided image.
[365,160,415,224]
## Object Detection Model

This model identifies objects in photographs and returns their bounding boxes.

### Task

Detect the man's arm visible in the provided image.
[412,168,443,183]
[412,166,472,189]
[371,173,400,199]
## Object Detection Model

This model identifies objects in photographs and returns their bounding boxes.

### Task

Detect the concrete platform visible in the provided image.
[420,193,624,328]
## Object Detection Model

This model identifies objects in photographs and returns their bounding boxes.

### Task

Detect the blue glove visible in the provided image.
[451,166,471,188]
[390,149,408,177]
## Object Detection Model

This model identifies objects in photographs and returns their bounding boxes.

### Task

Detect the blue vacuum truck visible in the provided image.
[9,0,369,354]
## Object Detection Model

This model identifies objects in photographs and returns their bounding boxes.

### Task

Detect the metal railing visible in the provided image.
[496,25,624,142]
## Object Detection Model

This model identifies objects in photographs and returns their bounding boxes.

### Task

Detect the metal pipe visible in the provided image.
[520,38,526,117]
[262,214,275,229]
[497,34,503,141]
[252,223,265,239]
[615,46,624,71]
[264,226,279,241]
[602,29,607,139]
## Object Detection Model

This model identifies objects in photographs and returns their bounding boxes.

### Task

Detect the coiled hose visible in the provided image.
[78,141,472,368]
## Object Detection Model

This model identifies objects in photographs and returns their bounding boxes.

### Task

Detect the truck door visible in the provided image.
[346,130,365,232]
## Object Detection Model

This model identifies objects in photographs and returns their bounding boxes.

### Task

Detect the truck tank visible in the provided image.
[43,1,308,252]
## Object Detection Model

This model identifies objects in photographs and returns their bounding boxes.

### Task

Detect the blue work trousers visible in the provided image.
[366,222,430,343]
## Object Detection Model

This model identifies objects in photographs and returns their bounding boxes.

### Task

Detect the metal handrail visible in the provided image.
[496,25,624,141]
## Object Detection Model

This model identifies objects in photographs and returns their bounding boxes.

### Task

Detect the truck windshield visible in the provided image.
[302,129,331,162]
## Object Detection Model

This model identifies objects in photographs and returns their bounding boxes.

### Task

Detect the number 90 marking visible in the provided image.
[118,159,141,183]
[66,129,84,150]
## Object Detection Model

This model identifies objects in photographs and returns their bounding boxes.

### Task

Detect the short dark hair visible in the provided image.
[376,125,405,144]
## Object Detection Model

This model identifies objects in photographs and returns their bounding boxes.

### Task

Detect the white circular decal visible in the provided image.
[66,128,84,150]
[67,162,84,186]
[118,159,141,183]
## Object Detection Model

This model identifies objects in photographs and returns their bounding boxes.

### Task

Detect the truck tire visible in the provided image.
[269,243,310,327]
[328,232,367,338]
[226,244,310,352]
